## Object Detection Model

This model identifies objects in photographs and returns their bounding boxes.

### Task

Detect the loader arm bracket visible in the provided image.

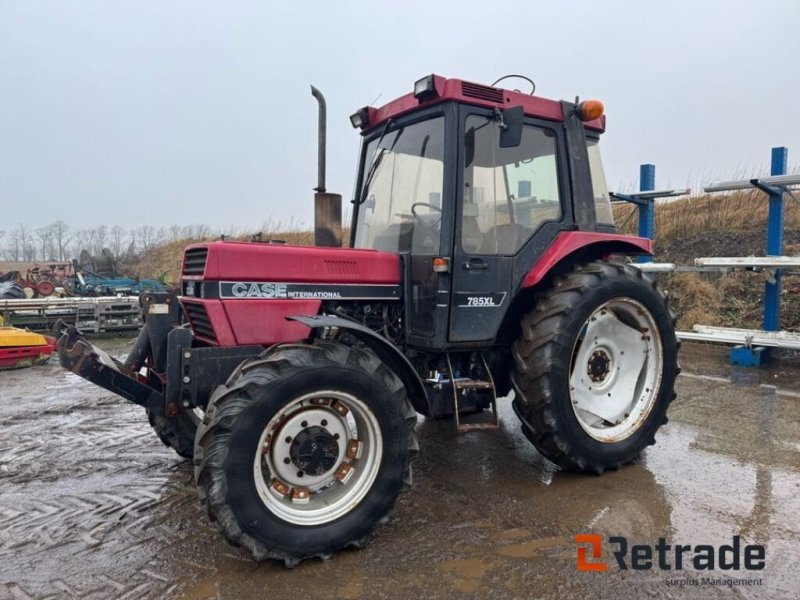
[55,322,165,413]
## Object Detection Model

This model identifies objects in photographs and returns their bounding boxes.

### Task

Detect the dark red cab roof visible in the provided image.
[360,75,606,134]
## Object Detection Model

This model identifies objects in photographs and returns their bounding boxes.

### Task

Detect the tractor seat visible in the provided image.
[461,201,484,254]
[372,222,414,253]
[480,223,534,255]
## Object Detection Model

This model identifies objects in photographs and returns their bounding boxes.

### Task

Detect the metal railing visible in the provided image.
[1,296,141,333]
[615,146,799,366]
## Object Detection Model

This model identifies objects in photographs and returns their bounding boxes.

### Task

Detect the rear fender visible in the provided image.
[495,232,653,344]
[520,231,652,289]
[288,315,430,417]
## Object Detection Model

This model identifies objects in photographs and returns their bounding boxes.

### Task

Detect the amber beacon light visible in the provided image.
[577,99,604,121]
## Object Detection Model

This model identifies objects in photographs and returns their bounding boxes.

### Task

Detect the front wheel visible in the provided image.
[146,409,200,459]
[511,261,679,473]
[194,341,417,565]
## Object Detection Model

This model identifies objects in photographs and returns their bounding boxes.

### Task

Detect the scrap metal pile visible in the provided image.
[0,248,165,299]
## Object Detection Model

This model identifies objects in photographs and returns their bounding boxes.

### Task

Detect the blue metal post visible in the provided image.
[638,164,656,263]
[763,146,787,331]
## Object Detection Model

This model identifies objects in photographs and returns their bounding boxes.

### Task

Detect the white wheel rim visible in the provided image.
[569,297,663,443]
[253,390,383,526]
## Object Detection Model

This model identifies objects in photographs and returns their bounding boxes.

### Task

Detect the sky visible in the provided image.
[1,0,799,231]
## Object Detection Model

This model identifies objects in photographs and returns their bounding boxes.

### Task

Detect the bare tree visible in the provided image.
[12,224,35,261]
[191,223,212,239]
[135,225,156,252]
[4,227,20,260]
[35,226,54,261]
[110,225,126,258]
[51,220,71,261]
[93,225,108,255]
[155,227,167,247]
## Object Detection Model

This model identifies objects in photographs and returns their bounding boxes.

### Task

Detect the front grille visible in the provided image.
[184,302,217,343]
[183,248,208,276]
[461,81,504,103]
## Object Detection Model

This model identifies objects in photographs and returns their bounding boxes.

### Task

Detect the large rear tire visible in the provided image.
[511,261,679,473]
[194,341,417,565]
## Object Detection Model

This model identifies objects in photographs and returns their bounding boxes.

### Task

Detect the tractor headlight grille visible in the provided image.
[184,302,217,344]
[182,248,208,276]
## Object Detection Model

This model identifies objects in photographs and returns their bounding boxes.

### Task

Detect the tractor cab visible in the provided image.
[349,75,616,348]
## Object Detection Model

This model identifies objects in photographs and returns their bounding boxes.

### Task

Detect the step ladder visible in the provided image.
[444,353,499,433]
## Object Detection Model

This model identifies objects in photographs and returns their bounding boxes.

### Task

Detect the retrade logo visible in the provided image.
[575,534,609,572]
[575,534,765,572]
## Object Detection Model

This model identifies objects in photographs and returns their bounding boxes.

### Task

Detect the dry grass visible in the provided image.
[613,190,800,244]
[666,272,723,330]
[131,224,349,284]
[664,270,800,331]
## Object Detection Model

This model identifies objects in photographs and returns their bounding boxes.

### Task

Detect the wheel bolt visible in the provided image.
[333,433,340,440]
[285,436,292,444]
[283,457,291,464]
[297,471,304,478]
[321,419,328,426]
[301,420,308,428]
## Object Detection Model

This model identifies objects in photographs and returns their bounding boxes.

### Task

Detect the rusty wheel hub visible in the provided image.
[587,349,612,383]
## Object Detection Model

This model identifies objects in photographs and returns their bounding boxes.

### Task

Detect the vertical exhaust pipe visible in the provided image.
[311,85,341,247]
[310,85,327,193]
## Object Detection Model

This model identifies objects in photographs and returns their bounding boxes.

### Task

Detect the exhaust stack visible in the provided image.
[310,85,342,247]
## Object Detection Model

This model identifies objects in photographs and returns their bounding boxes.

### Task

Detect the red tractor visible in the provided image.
[58,75,678,566]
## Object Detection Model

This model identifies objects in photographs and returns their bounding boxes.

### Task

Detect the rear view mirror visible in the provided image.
[464,127,475,167]
[499,106,524,148]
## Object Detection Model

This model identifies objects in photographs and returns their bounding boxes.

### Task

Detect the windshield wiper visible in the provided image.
[356,119,399,205]
[358,148,387,206]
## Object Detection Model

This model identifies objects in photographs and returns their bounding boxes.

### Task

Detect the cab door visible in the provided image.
[448,107,566,343]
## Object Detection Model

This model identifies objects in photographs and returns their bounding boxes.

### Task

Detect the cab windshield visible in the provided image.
[353,117,445,253]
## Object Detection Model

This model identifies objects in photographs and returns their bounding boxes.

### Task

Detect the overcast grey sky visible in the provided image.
[1,0,798,230]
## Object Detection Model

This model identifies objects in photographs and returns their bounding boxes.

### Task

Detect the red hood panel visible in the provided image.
[184,241,401,284]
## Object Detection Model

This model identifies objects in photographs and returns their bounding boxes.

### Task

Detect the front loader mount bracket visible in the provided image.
[55,321,165,413]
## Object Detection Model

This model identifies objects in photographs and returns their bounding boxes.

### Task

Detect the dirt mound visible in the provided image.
[130,230,322,284]
[657,229,800,266]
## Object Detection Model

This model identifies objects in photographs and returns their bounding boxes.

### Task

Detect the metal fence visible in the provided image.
[613,146,800,366]
[0,296,142,333]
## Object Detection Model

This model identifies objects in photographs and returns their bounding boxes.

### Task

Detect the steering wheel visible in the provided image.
[411,202,442,219]
[410,203,442,250]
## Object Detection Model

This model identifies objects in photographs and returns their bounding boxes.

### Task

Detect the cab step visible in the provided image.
[445,353,499,433]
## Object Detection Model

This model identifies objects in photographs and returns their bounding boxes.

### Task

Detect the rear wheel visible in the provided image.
[511,261,679,473]
[194,341,417,565]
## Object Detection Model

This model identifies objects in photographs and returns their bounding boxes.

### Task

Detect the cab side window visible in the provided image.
[586,138,615,226]
[462,116,561,255]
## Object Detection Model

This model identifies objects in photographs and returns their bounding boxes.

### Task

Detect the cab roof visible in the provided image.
[358,75,606,134]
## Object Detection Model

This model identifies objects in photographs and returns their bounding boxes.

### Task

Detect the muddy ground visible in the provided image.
[1,338,799,599]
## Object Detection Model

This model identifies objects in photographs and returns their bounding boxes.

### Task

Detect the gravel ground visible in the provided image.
[1,339,799,599]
